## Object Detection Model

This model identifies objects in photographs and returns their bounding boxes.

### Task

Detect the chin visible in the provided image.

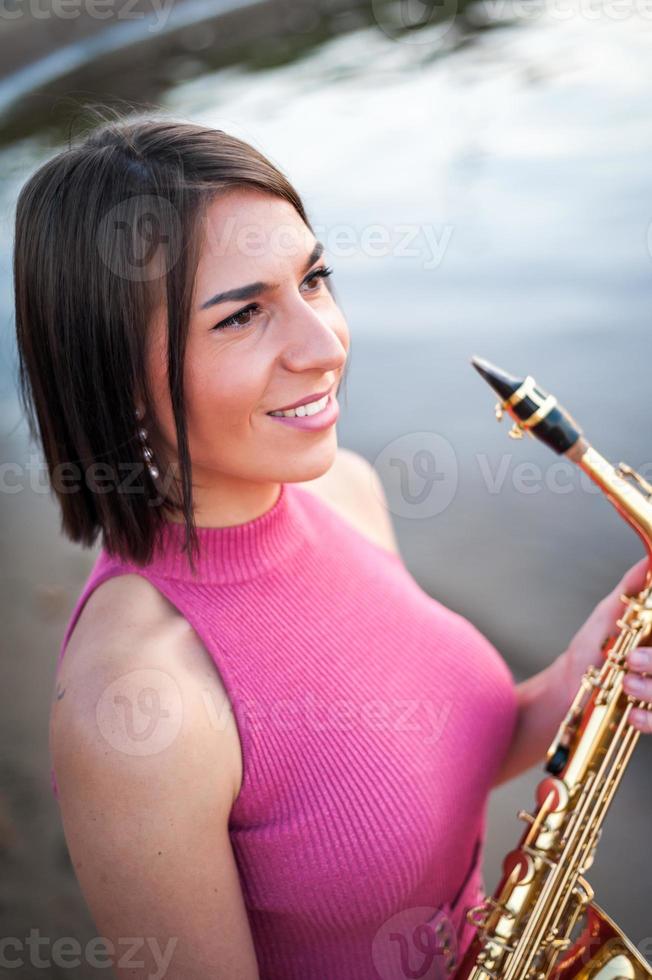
[283,441,339,483]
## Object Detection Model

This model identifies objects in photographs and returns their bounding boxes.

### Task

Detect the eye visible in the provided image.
[210,265,335,332]
[302,265,334,291]
[211,304,261,332]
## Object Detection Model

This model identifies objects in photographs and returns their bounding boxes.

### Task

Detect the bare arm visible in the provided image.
[50,608,260,980]
[490,654,570,788]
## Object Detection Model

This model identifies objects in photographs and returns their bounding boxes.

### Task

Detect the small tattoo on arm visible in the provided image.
[56,685,66,701]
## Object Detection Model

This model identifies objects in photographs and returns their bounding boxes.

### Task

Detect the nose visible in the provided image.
[277,295,347,375]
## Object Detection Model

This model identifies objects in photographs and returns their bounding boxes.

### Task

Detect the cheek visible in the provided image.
[184,350,266,432]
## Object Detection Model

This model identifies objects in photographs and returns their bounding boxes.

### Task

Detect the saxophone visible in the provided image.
[454,357,652,980]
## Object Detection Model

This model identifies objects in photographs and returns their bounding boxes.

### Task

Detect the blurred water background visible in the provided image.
[1,0,651,974]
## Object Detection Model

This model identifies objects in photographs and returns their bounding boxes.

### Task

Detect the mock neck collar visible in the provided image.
[143,482,312,585]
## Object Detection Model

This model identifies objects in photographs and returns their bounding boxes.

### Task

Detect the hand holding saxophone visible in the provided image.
[563,555,652,734]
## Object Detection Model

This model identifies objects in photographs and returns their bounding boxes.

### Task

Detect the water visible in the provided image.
[1,0,652,967]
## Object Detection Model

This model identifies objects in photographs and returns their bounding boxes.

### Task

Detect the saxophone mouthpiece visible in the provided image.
[470,355,584,455]
[470,356,523,402]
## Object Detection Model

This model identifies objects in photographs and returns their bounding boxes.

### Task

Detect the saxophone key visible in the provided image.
[502,849,536,887]
[534,775,570,813]
[466,903,491,929]
[541,927,571,952]
[521,845,558,870]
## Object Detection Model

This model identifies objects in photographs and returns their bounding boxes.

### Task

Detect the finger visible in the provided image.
[617,556,650,597]
[599,557,651,634]
[623,671,652,700]
[628,708,652,733]
[626,645,652,674]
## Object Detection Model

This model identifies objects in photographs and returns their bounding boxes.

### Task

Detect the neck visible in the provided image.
[163,474,283,530]
[144,481,312,584]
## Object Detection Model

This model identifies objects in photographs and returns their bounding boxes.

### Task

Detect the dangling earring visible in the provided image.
[134,407,160,481]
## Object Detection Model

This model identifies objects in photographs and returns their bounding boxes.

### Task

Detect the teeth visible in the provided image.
[270,394,329,418]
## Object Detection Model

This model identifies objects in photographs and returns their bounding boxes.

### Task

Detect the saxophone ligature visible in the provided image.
[454,357,652,980]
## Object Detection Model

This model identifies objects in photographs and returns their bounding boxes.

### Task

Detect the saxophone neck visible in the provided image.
[567,436,652,581]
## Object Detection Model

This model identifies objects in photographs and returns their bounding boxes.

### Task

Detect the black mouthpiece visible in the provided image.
[470,355,583,455]
[471,356,523,402]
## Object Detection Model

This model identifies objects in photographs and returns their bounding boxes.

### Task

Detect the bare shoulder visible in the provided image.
[56,573,211,685]
[52,572,243,805]
[297,447,401,558]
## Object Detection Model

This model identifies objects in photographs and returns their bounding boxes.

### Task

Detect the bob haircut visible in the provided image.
[13,110,334,577]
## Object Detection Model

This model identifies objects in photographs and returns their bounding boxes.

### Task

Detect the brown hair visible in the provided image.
[13,109,330,576]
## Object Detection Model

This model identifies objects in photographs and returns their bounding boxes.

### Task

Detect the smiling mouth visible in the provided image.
[266,380,337,417]
[267,391,331,418]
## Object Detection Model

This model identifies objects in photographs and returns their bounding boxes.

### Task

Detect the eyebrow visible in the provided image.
[199,240,325,312]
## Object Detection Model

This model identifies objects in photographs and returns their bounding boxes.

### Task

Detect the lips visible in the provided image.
[267,384,334,414]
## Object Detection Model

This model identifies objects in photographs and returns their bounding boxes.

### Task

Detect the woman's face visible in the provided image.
[144,188,350,512]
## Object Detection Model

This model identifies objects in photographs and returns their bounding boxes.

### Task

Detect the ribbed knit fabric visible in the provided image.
[51,481,518,979]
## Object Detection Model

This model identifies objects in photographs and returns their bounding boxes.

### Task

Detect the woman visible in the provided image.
[13,114,652,980]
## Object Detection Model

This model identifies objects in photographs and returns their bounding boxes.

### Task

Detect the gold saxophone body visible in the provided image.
[455,358,652,980]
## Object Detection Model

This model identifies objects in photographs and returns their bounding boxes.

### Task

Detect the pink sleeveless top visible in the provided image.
[51,481,518,978]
